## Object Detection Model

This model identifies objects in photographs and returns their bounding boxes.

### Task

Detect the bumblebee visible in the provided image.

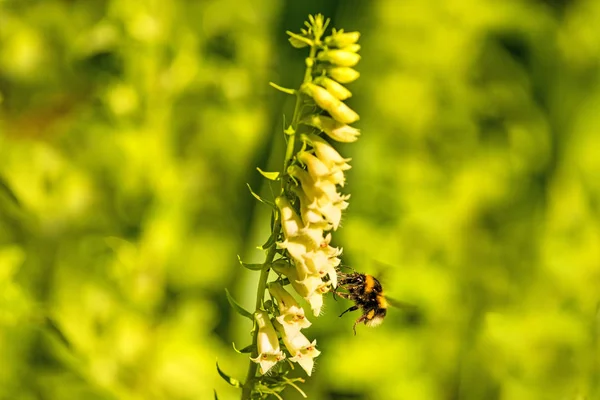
[336,270,389,335]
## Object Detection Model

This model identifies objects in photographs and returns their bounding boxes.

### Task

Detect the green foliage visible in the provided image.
[1,0,599,400]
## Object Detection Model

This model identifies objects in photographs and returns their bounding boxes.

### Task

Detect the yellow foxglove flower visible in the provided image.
[315,76,352,100]
[306,283,330,316]
[302,249,339,287]
[318,198,349,230]
[298,151,330,181]
[294,187,327,226]
[273,263,327,316]
[304,115,360,143]
[275,324,321,376]
[250,310,285,375]
[302,134,352,170]
[328,67,360,84]
[276,196,325,246]
[317,49,361,67]
[325,31,360,47]
[341,44,361,53]
[289,165,339,203]
[269,282,311,331]
[298,150,347,187]
[303,83,359,124]
[276,196,303,239]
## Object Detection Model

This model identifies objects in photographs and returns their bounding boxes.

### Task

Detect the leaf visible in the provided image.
[225,289,253,320]
[286,31,313,48]
[232,342,255,354]
[44,317,72,350]
[237,255,263,271]
[256,167,280,181]
[214,389,219,400]
[269,82,296,95]
[259,231,277,250]
[216,360,241,388]
[0,176,21,208]
[246,183,275,208]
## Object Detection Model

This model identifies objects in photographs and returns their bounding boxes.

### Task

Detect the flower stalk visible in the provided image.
[218,14,362,400]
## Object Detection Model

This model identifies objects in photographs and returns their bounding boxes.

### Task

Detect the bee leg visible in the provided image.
[339,305,359,318]
[352,314,367,336]
[335,291,350,300]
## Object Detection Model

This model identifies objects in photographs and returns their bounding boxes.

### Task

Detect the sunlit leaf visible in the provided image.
[246,183,275,208]
[232,342,255,354]
[259,231,277,250]
[269,82,296,95]
[237,255,263,271]
[0,176,21,208]
[216,360,241,388]
[256,167,280,181]
[225,288,253,320]
[286,31,313,48]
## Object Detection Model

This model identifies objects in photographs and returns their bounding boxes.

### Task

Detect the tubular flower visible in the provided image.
[327,67,360,84]
[303,83,359,124]
[302,250,339,288]
[269,282,311,331]
[303,115,360,143]
[317,49,361,67]
[276,196,325,247]
[325,30,360,47]
[250,310,285,375]
[314,76,352,100]
[273,263,327,316]
[302,134,352,171]
[275,323,321,376]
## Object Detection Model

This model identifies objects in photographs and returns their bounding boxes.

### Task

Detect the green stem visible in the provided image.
[240,40,318,400]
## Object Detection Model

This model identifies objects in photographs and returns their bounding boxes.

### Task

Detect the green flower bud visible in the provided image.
[325,30,360,48]
[317,49,361,67]
[315,76,352,100]
[328,67,360,84]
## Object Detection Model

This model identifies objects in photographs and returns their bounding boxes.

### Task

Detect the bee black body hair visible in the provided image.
[336,271,389,335]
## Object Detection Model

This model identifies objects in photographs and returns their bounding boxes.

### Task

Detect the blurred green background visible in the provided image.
[1,0,599,399]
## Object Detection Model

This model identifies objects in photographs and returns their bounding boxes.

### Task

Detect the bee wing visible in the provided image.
[386,296,418,311]
[387,296,423,324]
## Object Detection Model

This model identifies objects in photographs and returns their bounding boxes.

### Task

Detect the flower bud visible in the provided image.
[317,49,361,67]
[315,76,352,100]
[328,67,360,84]
[304,115,360,143]
[276,196,303,239]
[325,31,360,48]
[304,82,337,110]
[250,310,285,374]
[341,44,361,53]
[303,83,359,124]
